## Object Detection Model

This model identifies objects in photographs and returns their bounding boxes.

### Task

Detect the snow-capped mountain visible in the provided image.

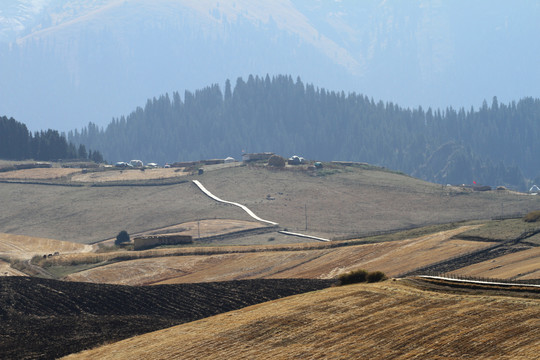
[0,0,539,131]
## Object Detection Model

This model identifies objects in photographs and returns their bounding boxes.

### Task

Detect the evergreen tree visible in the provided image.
[66,75,540,191]
[78,144,88,159]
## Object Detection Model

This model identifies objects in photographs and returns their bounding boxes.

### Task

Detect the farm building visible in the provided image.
[288,155,306,165]
[133,235,193,250]
[242,152,274,162]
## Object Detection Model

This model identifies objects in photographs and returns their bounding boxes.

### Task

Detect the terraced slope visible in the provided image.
[451,247,540,280]
[0,277,332,360]
[64,280,540,360]
[65,226,490,285]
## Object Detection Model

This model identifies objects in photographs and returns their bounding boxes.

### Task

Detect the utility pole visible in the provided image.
[198,220,200,240]
[305,204,308,231]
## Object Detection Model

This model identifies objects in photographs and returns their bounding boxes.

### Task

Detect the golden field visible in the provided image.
[63,280,540,360]
[65,226,490,285]
[451,247,540,280]
[0,233,91,260]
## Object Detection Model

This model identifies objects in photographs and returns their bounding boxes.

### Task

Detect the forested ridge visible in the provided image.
[0,116,103,162]
[67,75,540,190]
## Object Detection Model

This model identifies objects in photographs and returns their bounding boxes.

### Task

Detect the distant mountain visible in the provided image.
[1,0,539,131]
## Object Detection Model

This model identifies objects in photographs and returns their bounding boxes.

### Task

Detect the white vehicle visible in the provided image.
[114,161,131,168]
[129,159,143,168]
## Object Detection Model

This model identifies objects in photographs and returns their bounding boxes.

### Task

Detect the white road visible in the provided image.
[192,180,278,226]
[192,180,331,242]
[418,275,540,288]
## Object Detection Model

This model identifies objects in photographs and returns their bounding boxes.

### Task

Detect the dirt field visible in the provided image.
[64,280,540,360]
[65,226,492,285]
[0,277,331,360]
[0,167,81,180]
[0,233,91,260]
[450,247,540,280]
[141,219,266,238]
[71,168,188,182]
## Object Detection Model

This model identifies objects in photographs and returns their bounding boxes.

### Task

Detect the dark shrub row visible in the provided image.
[338,269,387,285]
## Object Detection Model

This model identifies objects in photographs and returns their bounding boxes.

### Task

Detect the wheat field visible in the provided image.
[65,226,490,285]
[0,233,91,260]
[63,280,540,360]
[451,247,540,280]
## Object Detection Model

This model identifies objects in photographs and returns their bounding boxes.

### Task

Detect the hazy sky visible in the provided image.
[1,0,539,131]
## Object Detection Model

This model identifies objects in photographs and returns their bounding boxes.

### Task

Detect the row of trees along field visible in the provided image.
[68,75,540,191]
[0,116,103,162]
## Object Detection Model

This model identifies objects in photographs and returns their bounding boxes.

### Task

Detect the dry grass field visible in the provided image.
[454,218,540,241]
[64,226,492,285]
[0,180,255,243]
[96,219,271,247]
[71,168,188,182]
[2,163,540,244]
[0,233,91,260]
[0,167,81,180]
[0,259,25,276]
[450,247,540,280]
[63,280,540,360]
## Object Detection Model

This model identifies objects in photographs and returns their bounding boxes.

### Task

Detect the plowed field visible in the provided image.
[0,277,332,360]
[64,280,540,360]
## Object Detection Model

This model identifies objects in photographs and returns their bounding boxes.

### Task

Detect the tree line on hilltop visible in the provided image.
[68,75,540,191]
[0,116,103,163]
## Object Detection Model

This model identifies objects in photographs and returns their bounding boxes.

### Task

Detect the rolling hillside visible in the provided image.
[63,226,489,285]
[63,280,540,360]
[0,233,91,260]
[1,163,539,244]
[0,277,332,359]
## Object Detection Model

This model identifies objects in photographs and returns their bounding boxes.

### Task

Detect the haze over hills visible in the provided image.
[67,76,540,190]
[1,0,539,131]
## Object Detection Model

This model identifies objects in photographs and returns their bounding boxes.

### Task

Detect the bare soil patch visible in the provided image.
[0,167,80,180]
[71,168,187,182]
[64,280,540,360]
[0,277,332,360]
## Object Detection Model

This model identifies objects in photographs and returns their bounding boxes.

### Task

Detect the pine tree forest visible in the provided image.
[44,75,540,191]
